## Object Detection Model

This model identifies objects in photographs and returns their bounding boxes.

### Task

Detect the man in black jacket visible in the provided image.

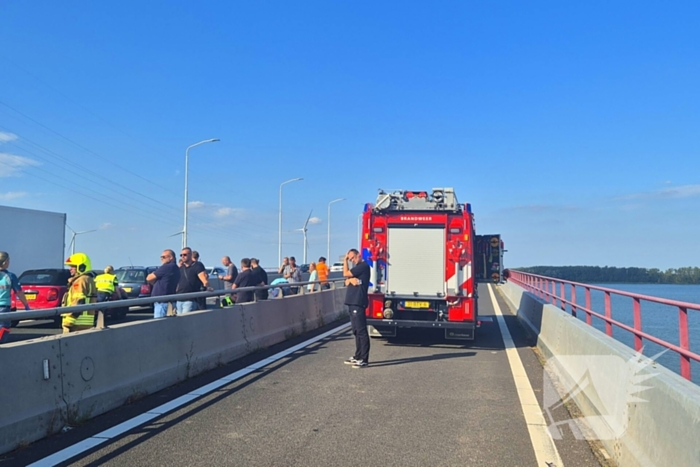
[342,248,370,368]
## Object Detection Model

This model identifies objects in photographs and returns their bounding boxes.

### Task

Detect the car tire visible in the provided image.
[53,316,62,328]
[10,320,18,328]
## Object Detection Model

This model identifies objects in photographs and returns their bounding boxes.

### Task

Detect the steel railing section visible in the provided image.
[508,270,700,381]
[1,278,347,328]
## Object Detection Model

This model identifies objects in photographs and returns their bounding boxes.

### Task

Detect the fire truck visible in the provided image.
[360,188,481,340]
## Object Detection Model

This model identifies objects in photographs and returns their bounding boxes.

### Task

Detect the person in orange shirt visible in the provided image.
[316,256,329,289]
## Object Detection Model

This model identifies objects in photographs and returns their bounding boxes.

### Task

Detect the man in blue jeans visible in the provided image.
[146,249,180,318]
[175,247,211,314]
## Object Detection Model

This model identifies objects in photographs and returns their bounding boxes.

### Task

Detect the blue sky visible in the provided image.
[0,1,698,270]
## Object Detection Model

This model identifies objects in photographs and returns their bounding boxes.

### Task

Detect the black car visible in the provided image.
[114,266,158,311]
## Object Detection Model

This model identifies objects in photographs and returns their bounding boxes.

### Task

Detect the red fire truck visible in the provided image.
[360,188,482,340]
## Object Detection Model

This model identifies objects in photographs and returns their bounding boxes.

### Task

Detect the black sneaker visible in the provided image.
[352,360,368,368]
[344,357,359,365]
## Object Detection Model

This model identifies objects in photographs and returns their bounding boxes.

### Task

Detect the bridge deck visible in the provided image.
[6,285,604,466]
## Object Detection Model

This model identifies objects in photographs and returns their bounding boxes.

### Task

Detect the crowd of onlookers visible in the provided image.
[0,247,336,340]
[146,248,333,319]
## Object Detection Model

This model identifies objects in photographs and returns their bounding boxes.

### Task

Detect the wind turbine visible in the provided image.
[293,210,314,264]
[66,224,97,255]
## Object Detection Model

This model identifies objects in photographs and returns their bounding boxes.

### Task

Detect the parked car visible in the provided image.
[114,266,158,311]
[10,268,71,327]
[206,267,225,290]
[299,264,310,273]
[330,262,344,272]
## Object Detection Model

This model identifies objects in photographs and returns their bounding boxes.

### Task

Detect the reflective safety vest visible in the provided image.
[62,274,97,328]
[95,273,117,293]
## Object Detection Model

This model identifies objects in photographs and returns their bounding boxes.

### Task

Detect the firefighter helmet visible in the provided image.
[65,252,92,274]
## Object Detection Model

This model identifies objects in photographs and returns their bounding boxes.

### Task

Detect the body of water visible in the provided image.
[550,283,700,384]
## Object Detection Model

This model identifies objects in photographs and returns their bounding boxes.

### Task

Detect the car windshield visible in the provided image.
[116,269,146,283]
[18,270,69,286]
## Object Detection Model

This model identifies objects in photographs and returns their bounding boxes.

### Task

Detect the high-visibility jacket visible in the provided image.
[62,274,97,328]
[95,273,118,293]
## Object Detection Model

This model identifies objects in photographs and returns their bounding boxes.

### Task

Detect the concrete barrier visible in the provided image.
[0,287,348,455]
[499,281,700,467]
[0,339,65,456]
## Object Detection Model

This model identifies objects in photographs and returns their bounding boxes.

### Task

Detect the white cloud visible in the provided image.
[0,191,27,200]
[100,222,114,230]
[308,217,322,225]
[0,132,18,143]
[657,184,700,199]
[0,153,40,177]
[617,184,700,201]
[214,207,244,218]
[188,201,206,209]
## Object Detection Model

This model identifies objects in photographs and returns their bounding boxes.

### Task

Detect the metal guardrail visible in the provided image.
[2,278,347,329]
[509,270,700,381]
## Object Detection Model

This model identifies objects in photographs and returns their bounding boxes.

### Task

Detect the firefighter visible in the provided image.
[95,265,119,302]
[61,252,97,333]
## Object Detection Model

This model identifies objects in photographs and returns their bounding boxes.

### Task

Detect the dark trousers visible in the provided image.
[349,305,370,363]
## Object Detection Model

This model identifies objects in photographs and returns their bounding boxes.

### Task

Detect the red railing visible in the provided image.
[509,270,700,381]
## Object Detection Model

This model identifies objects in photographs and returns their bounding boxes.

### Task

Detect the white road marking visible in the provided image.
[487,284,564,467]
[28,322,351,467]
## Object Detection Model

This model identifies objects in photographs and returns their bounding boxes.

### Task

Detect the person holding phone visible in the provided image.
[342,248,371,368]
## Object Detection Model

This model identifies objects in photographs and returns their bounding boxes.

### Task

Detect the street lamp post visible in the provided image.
[278,177,303,265]
[183,138,219,249]
[327,198,345,260]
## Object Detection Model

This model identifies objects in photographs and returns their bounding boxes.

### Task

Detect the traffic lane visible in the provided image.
[491,285,607,466]
[61,307,540,466]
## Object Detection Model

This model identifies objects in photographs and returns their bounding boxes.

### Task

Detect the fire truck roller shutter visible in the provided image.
[386,226,446,297]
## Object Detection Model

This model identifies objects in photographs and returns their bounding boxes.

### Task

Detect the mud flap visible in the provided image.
[368,324,396,338]
[445,328,475,340]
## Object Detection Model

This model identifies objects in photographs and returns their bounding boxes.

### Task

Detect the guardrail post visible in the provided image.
[604,291,613,337]
[560,282,566,311]
[571,285,577,317]
[632,297,642,351]
[96,310,106,330]
[678,306,691,380]
[585,287,592,325]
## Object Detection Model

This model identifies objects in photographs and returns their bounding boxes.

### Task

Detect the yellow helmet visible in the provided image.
[65,252,92,274]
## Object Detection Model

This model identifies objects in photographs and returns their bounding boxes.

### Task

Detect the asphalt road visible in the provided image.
[3,284,604,467]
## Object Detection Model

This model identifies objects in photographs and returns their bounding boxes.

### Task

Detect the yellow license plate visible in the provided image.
[25,293,37,300]
[405,301,429,308]
[122,287,132,292]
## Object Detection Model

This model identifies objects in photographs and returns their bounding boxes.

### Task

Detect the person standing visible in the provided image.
[232,258,257,304]
[307,262,319,292]
[175,247,210,314]
[61,253,97,333]
[220,255,239,307]
[316,256,329,289]
[0,251,30,343]
[286,256,302,294]
[147,250,180,318]
[95,265,119,303]
[343,248,371,368]
[192,250,207,310]
[278,256,291,276]
[250,258,268,301]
